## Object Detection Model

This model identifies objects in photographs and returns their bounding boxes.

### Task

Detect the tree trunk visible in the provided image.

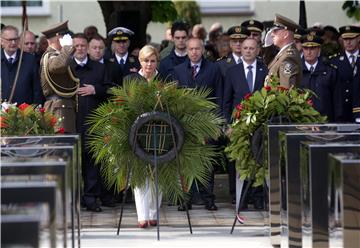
[98,1,152,51]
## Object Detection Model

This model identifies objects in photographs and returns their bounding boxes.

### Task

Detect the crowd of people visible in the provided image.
[1,13,359,228]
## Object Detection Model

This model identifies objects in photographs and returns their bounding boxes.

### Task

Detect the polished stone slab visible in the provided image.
[279,132,360,248]
[265,123,360,247]
[1,213,41,248]
[300,142,360,248]
[1,157,69,248]
[1,180,58,248]
[1,143,80,248]
[328,153,360,248]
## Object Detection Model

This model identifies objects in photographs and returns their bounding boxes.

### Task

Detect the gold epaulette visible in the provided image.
[353,107,360,113]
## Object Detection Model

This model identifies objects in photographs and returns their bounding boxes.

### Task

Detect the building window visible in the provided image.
[197,0,254,15]
[1,0,50,16]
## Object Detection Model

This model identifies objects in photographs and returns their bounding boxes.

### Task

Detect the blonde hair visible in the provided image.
[138,45,159,62]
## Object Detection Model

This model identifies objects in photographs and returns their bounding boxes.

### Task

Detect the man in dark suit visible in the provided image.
[329,25,360,122]
[1,25,44,105]
[71,33,109,212]
[107,27,140,86]
[216,25,249,204]
[223,38,268,122]
[173,37,223,211]
[159,21,189,81]
[223,38,268,210]
[300,33,339,122]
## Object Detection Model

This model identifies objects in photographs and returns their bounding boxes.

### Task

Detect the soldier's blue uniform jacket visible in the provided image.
[108,54,140,87]
[216,54,237,80]
[300,58,339,122]
[329,52,360,122]
[352,70,360,121]
[159,49,188,82]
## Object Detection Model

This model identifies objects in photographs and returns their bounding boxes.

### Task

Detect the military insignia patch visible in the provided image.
[249,20,254,25]
[340,56,344,61]
[283,63,292,75]
[227,58,232,63]
[129,57,135,63]
[235,27,241,33]
[109,58,115,62]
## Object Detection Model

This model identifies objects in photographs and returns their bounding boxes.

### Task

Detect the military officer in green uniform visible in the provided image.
[265,14,302,88]
[40,20,79,133]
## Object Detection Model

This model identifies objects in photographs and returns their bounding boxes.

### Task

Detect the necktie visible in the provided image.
[246,65,253,92]
[192,65,198,79]
[350,55,355,68]
[119,58,125,70]
[8,57,13,64]
[310,65,314,73]
[237,58,241,64]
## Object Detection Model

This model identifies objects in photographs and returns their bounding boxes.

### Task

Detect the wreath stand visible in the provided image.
[229,117,287,234]
[116,107,193,240]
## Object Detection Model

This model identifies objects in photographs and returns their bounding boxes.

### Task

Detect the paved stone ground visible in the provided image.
[80,202,272,247]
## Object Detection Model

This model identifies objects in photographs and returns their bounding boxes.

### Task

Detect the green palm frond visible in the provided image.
[87,79,224,203]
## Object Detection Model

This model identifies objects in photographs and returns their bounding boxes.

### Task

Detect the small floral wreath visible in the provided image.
[225,76,327,186]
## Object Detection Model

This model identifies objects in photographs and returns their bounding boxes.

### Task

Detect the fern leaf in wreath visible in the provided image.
[87,80,224,204]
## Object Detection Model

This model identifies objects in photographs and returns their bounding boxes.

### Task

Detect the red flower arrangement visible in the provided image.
[1,102,62,136]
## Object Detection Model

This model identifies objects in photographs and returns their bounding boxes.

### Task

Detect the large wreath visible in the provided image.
[87,80,223,203]
[225,76,327,186]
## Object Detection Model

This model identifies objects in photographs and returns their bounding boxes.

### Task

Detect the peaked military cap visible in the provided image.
[273,14,299,32]
[301,34,323,47]
[227,26,250,39]
[241,19,264,33]
[294,28,307,40]
[41,20,69,39]
[108,27,134,41]
[339,25,360,39]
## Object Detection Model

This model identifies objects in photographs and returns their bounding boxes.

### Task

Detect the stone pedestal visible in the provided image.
[300,142,360,248]
[279,132,360,248]
[265,123,360,247]
[328,153,360,248]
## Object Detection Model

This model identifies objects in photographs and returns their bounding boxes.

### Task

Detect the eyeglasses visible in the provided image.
[2,37,20,42]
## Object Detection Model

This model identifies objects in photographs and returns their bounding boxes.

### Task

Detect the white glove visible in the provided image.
[263,28,275,47]
[59,34,73,47]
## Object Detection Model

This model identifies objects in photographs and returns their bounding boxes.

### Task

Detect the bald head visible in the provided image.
[20,30,36,54]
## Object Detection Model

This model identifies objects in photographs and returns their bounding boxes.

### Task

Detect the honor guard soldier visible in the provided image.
[294,28,307,55]
[329,25,360,122]
[265,14,302,88]
[300,33,339,122]
[107,27,140,86]
[217,26,250,80]
[241,19,264,44]
[40,20,80,133]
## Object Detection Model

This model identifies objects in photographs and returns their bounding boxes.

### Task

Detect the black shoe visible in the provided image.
[178,203,192,211]
[205,203,218,211]
[86,204,102,212]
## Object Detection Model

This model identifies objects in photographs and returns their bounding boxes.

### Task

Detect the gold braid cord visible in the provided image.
[43,53,80,98]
